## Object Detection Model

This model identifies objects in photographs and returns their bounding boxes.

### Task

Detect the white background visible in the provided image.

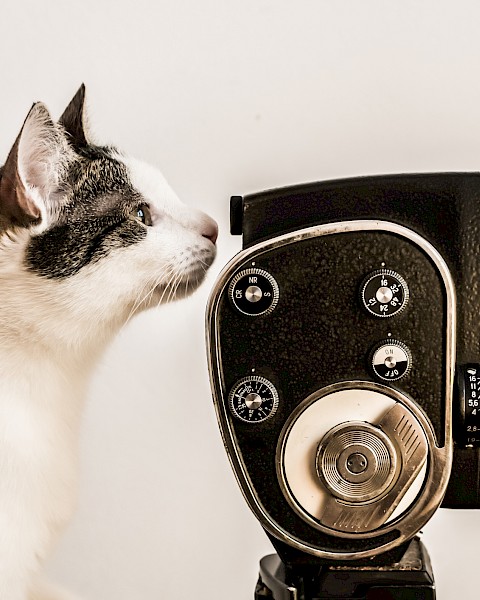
[1,1,479,598]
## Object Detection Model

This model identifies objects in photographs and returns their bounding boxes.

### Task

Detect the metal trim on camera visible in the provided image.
[206,219,455,561]
[277,383,430,537]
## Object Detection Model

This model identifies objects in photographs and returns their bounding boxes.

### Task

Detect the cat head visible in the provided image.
[0,86,218,352]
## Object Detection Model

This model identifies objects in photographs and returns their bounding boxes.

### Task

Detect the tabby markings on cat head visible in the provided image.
[0,85,218,312]
[26,146,149,279]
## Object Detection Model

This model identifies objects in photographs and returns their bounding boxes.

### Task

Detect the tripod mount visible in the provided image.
[255,537,435,600]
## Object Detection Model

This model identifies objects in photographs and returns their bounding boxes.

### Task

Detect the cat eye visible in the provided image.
[133,204,152,226]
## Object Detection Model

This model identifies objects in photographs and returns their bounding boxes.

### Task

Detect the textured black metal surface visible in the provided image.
[238,173,480,366]
[216,229,447,555]
[442,447,480,507]
[239,174,463,256]
[233,172,480,509]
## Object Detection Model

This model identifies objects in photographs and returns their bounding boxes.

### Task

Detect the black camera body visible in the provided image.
[206,173,480,576]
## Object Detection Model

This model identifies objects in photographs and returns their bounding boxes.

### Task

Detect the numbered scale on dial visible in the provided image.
[458,364,480,447]
[228,376,279,423]
[361,269,409,318]
[229,268,279,316]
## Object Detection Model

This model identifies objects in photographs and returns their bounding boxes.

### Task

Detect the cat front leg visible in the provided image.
[0,521,56,600]
[0,521,39,600]
[0,543,81,600]
[29,577,83,600]
[0,572,28,600]
[0,458,79,600]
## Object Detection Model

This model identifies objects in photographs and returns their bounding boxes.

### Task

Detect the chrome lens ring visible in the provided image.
[317,422,399,503]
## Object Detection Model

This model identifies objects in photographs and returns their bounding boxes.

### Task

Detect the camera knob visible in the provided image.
[229,268,279,316]
[228,376,279,423]
[360,269,409,318]
[371,340,412,381]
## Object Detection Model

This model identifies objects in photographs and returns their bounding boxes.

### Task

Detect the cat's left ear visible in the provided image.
[59,84,90,148]
[0,102,71,228]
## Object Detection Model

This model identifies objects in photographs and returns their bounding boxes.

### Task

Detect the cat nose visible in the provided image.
[187,209,218,245]
[202,218,218,246]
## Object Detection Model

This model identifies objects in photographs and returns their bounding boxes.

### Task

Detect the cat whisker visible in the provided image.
[169,267,188,302]
[127,277,159,319]
[157,268,180,306]
[172,273,185,300]
[196,256,212,268]
[165,270,183,305]
[124,266,174,325]
[184,273,191,297]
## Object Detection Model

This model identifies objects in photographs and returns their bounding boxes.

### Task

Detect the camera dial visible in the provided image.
[228,376,279,423]
[361,269,409,318]
[371,340,412,381]
[228,268,279,316]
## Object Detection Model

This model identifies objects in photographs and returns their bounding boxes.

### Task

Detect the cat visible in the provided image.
[0,85,218,600]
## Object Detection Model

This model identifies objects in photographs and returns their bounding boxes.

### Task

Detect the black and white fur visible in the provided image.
[0,86,217,600]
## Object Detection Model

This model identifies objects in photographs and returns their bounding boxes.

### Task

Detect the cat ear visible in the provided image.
[0,102,68,228]
[59,84,90,148]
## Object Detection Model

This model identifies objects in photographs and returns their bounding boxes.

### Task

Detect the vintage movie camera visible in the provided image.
[206,174,480,599]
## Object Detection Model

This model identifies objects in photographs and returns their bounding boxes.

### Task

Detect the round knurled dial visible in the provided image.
[360,269,409,318]
[371,340,412,381]
[229,268,279,316]
[228,376,279,423]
